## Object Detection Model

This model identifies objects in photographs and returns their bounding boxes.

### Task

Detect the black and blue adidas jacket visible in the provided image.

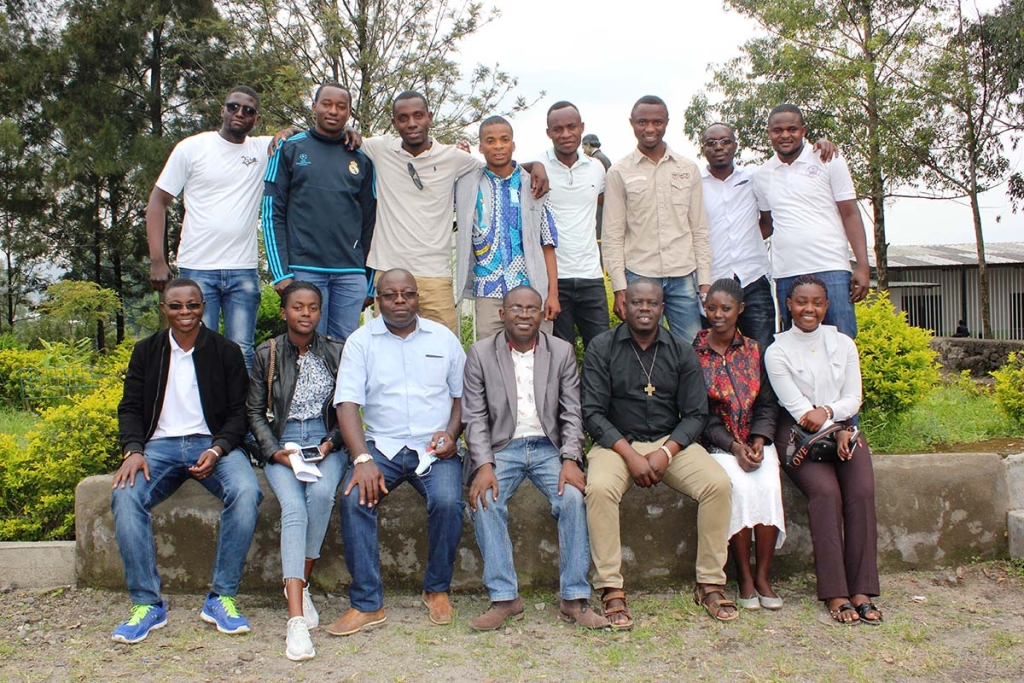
[262,129,376,284]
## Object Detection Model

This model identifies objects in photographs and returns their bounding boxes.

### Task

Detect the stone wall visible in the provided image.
[931,337,1024,376]
[75,452,1010,595]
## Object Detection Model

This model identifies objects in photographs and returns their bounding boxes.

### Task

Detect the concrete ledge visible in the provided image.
[75,452,1011,594]
[1010,511,1024,559]
[0,541,76,589]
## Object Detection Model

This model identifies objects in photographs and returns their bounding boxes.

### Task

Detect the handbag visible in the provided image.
[784,422,849,468]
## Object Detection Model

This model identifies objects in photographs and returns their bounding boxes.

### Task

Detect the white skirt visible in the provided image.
[709,442,787,548]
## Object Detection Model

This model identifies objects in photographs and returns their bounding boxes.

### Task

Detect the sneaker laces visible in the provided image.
[126,604,155,625]
[216,595,242,618]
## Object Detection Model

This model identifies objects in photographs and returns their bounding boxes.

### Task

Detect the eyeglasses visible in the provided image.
[378,290,418,302]
[163,302,204,311]
[703,138,736,148]
[407,162,423,190]
[505,305,541,315]
[225,102,258,117]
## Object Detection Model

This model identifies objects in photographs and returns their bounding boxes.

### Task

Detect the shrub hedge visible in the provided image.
[992,351,1024,427]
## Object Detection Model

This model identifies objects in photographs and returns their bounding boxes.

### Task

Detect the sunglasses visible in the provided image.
[224,101,258,117]
[163,302,204,311]
[407,162,424,190]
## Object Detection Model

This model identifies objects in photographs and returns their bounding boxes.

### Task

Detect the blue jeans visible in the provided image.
[553,278,611,351]
[178,268,261,370]
[291,270,367,343]
[471,437,591,601]
[339,443,464,611]
[110,436,263,605]
[263,418,347,580]
[626,270,702,343]
[775,270,857,339]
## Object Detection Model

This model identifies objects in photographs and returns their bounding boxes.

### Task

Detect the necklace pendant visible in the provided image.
[644,382,656,397]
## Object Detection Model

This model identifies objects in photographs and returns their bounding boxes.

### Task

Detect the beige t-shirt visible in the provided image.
[361,136,482,278]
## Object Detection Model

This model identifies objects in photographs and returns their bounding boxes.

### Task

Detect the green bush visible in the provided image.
[855,291,940,422]
[992,351,1024,426]
[255,283,285,346]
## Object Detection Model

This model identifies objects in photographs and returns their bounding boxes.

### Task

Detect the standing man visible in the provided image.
[754,103,870,339]
[602,95,712,344]
[263,83,376,342]
[328,268,466,636]
[357,91,549,334]
[455,116,559,339]
[542,102,610,350]
[110,278,262,644]
[583,278,735,629]
[146,86,270,369]
[462,286,608,631]
[582,134,612,171]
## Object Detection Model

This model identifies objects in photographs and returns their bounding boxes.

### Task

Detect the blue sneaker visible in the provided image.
[111,601,168,644]
[200,593,251,634]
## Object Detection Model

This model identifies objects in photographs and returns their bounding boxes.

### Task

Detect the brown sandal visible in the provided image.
[601,588,634,631]
[694,584,739,622]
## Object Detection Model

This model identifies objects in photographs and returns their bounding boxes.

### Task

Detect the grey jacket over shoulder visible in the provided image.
[246,332,345,466]
[461,330,584,483]
[454,164,551,305]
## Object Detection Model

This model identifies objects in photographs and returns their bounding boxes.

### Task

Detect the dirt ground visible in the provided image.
[2,563,1023,683]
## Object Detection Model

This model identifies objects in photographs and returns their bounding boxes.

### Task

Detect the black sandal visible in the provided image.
[828,601,860,625]
[854,601,883,625]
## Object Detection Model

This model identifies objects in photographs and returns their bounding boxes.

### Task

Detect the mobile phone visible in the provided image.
[299,445,325,463]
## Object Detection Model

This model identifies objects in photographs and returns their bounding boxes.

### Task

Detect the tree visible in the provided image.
[38,280,121,345]
[224,0,539,140]
[685,0,935,290]
[908,0,1024,339]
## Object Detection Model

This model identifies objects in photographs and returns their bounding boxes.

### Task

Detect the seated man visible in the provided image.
[582,278,735,629]
[111,277,262,644]
[329,268,467,636]
[463,285,608,630]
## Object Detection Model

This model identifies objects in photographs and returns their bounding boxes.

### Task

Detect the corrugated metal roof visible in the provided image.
[869,242,1024,268]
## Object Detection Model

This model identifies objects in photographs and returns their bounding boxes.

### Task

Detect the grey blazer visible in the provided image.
[461,330,584,483]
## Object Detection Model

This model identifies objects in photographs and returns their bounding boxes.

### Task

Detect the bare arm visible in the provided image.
[146,187,175,291]
[837,199,870,302]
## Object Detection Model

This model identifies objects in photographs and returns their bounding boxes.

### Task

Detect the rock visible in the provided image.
[931,571,960,587]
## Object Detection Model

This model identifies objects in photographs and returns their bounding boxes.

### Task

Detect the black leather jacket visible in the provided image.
[247,332,345,466]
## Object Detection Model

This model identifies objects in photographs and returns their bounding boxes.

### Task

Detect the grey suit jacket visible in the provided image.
[462,330,584,482]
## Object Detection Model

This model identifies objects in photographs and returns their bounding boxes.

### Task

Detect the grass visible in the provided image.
[0,408,38,447]
[863,379,1017,453]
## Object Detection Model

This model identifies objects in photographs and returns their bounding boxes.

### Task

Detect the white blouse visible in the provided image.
[764,324,862,424]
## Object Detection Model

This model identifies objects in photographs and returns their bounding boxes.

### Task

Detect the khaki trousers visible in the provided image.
[373,273,459,335]
[585,438,732,588]
[473,296,552,340]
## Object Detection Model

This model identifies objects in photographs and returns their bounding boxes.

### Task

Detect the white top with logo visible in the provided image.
[753,144,857,279]
[538,148,605,280]
[156,131,272,270]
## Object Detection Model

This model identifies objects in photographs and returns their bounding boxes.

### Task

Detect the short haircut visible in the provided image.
[546,100,579,117]
[631,95,668,118]
[701,122,735,140]
[786,273,828,300]
[502,285,542,308]
[624,277,664,300]
[226,85,260,109]
[314,82,350,105]
[280,280,323,308]
[768,103,805,125]
[163,278,203,301]
[479,115,513,139]
[707,278,744,305]
[393,90,429,116]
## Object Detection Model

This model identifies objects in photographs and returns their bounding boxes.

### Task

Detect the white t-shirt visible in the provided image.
[701,164,770,286]
[753,143,857,279]
[538,148,604,280]
[156,131,272,270]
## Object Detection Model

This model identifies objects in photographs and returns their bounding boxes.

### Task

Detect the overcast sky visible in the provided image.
[455,0,1022,247]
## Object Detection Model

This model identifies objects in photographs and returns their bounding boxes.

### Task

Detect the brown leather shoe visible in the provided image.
[324,607,387,636]
[559,598,611,629]
[468,597,525,631]
[421,591,454,625]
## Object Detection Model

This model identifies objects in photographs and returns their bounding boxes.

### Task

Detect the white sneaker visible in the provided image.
[283,584,319,629]
[285,616,315,661]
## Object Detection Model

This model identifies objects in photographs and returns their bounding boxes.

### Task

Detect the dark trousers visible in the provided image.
[736,275,776,351]
[777,411,879,601]
[553,278,610,351]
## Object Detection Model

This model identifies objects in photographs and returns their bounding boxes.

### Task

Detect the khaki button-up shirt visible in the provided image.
[601,146,712,292]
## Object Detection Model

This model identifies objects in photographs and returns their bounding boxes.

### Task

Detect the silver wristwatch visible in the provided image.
[352,453,373,466]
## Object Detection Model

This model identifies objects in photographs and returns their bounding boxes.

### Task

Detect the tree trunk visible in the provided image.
[863,5,888,291]
[971,195,992,338]
[92,181,106,351]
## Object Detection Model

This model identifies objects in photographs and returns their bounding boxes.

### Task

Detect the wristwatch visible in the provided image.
[352,453,373,466]
[559,453,579,464]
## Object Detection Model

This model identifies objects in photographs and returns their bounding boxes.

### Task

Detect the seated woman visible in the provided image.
[694,279,785,611]
[764,274,882,626]
[248,281,347,659]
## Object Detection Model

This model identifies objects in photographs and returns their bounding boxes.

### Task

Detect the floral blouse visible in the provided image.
[287,352,335,422]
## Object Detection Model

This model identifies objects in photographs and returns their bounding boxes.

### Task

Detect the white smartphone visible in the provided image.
[299,445,325,463]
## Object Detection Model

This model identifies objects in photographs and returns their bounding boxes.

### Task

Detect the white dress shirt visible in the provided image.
[151,330,211,439]
[509,346,545,439]
[701,164,771,286]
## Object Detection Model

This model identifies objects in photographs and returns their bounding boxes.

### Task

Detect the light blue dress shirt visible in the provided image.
[333,315,466,459]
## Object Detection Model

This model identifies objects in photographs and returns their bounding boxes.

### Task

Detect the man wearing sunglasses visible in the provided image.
[146,85,273,370]
[111,277,262,644]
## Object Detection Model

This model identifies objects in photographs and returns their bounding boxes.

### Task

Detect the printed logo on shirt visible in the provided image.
[348,160,360,176]
[296,154,312,167]
[807,165,821,178]
[672,171,691,181]
[241,156,259,167]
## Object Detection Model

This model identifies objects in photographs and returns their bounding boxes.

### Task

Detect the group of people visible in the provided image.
[110,84,883,660]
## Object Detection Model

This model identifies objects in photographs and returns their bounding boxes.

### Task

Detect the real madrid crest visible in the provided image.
[349,160,360,175]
